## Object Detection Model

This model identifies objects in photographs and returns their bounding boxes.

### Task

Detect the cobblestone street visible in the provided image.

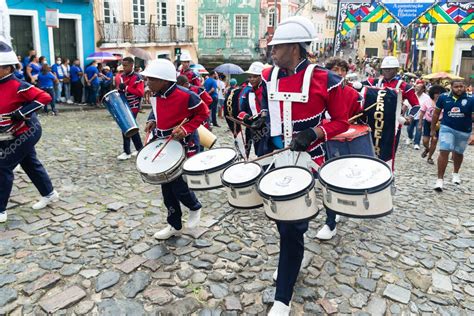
[0,110,473,315]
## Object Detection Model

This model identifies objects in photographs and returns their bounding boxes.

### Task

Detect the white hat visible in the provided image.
[0,41,19,66]
[179,52,192,62]
[381,56,400,69]
[268,16,317,46]
[246,61,265,75]
[140,59,177,82]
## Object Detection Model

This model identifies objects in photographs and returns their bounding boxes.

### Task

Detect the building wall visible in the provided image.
[323,0,337,49]
[94,0,199,63]
[7,0,95,67]
[357,22,391,58]
[198,0,261,67]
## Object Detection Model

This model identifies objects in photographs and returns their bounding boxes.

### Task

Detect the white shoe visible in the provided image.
[13,165,22,173]
[0,212,6,223]
[131,151,138,157]
[66,100,73,104]
[32,190,59,210]
[335,214,341,223]
[187,209,201,228]
[117,153,131,160]
[452,173,461,185]
[272,268,278,282]
[153,225,179,240]
[316,225,337,240]
[268,301,291,316]
[60,97,66,102]
[414,144,420,150]
[434,179,443,192]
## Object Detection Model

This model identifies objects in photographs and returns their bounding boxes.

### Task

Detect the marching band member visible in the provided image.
[116,57,144,160]
[178,52,201,87]
[260,17,352,315]
[238,61,268,157]
[142,59,209,240]
[0,41,59,223]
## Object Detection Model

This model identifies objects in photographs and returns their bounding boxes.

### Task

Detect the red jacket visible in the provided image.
[238,82,264,120]
[365,76,419,107]
[189,85,212,107]
[180,68,201,87]
[0,74,51,136]
[119,71,144,114]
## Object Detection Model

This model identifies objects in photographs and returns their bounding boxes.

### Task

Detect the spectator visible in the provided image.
[21,49,35,74]
[14,58,23,80]
[204,70,219,127]
[70,59,84,103]
[61,58,73,104]
[37,63,59,115]
[407,80,429,150]
[432,79,474,191]
[26,55,40,84]
[99,65,113,100]
[51,57,65,103]
[217,73,226,119]
[419,84,446,164]
[84,61,99,106]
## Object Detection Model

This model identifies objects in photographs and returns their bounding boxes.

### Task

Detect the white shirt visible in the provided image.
[217,79,226,100]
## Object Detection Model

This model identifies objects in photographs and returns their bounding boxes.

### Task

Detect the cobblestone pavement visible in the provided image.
[1,110,473,315]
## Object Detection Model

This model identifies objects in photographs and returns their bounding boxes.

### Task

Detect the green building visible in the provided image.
[198,0,263,69]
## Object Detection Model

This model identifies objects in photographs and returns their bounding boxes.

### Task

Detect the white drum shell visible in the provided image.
[262,189,318,222]
[225,185,263,209]
[321,182,393,218]
[185,170,225,190]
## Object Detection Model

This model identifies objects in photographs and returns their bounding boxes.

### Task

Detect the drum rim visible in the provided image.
[265,207,321,223]
[124,126,139,138]
[329,125,370,142]
[324,205,393,219]
[221,162,263,188]
[318,154,393,194]
[102,89,119,103]
[228,201,263,210]
[257,166,315,201]
[136,138,185,174]
[182,147,237,175]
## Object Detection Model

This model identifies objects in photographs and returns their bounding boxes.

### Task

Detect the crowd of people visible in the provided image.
[1,14,473,315]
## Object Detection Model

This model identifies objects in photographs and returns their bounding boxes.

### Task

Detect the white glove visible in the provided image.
[397,116,407,125]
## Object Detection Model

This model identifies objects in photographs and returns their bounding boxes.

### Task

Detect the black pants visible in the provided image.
[210,96,218,126]
[122,112,143,154]
[71,81,83,103]
[161,175,201,230]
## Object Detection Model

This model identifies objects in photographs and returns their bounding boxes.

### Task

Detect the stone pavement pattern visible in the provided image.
[0,110,473,315]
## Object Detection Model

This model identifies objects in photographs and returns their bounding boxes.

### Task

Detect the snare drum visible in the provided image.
[136,138,185,185]
[326,124,375,158]
[221,162,263,209]
[257,166,319,222]
[182,147,237,190]
[318,155,394,218]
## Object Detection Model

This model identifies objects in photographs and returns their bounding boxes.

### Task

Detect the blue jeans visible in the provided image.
[407,119,421,145]
[161,175,201,230]
[42,87,56,113]
[210,96,218,126]
[55,81,63,102]
[439,125,470,154]
[0,115,54,213]
[86,84,99,105]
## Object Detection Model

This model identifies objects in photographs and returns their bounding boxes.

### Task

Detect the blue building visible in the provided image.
[6,0,95,67]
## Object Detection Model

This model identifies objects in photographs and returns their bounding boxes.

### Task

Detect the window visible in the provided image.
[268,7,278,27]
[176,1,185,27]
[157,0,167,26]
[104,0,116,23]
[365,47,378,57]
[234,15,250,37]
[133,0,145,25]
[369,23,378,32]
[204,15,219,38]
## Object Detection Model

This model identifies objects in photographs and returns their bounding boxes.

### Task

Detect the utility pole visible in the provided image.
[332,0,341,57]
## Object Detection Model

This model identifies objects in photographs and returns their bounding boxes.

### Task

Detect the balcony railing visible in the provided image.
[98,21,194,44]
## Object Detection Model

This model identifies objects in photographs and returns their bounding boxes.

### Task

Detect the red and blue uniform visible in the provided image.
[189,84,213,130]
[0,74,55,214]
[180,68,201,87]
[147,83,209,230]
[238,82,265,157]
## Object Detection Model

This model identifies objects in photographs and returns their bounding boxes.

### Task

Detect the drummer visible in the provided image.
[142,59,209,240]
[0,41,59,223]
[237,61,270,157]
[260,17,352,315]
[116,57,144,160]
[178,52,201,87]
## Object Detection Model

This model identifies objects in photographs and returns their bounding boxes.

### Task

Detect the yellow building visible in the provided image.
[93,0,199,66]
[323,0,337,51]
[357,22,392,58]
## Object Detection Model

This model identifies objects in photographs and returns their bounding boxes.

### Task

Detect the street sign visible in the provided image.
[380,0,436,28]
[46,9,59,28]
[174,47,181,56]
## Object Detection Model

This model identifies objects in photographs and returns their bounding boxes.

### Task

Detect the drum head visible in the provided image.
[136,139,184,174]
[319,156,391,192]
[222,162,262,186]
[183,148,236,174]
[258,166,314,198]
[331,124,370,141]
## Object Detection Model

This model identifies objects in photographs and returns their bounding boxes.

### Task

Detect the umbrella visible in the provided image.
[422,72,463,80]
[190,63,209,75]
[214,63,244,75]
[127,47,153,61]
[403,72,418,78]
[86,51,121,62]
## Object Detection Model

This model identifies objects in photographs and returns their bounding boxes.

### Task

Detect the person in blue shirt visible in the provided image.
[70,59,84,103]
[204,70,219,127]
[51,57,65,103]
[26,55,41,85]
[22,49,35,76]
[37,64,59,114]
[84,61,100,106]
[431,79,474,191]
[14,63,24,80]
[99,65,113,100]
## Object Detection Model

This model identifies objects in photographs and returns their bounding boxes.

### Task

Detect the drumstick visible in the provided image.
[226,115,252,128]
[144,130,151,145]
[249,146,291,163]
[348,101,378,123]
[151,118,188,162]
